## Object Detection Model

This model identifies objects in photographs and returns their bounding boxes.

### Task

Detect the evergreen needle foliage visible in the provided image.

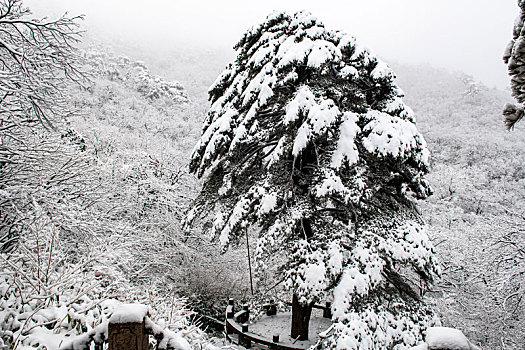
[503,0,525,129]
[186,11,439,349]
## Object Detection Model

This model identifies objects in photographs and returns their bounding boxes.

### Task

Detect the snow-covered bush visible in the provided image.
[0,186,208,349]
[0,0,86,253]
[186,11,439,348]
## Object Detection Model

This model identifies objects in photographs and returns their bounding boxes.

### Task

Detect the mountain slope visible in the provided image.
[393,63,524,349]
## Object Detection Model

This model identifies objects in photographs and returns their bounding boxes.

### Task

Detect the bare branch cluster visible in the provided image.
[0,0,88,251]
[0,0,86,162]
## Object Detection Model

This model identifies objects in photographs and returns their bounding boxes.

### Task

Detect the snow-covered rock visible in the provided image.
[409,327,481,350]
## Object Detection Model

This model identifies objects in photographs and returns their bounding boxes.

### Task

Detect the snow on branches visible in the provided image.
[0,0,86,130]
[503,0,525,129]
[186,11,438,349]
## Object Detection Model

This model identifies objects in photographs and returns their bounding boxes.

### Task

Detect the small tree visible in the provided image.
[503,0,525,129]
[186,12,439,348]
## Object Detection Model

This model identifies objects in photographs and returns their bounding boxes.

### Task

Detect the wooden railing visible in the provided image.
[282,300,332,319]
[225,298,332,350]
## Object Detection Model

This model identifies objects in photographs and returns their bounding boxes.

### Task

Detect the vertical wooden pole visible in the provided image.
[245,231,254,295]
[239,324,251,348]
[323,302,332,319]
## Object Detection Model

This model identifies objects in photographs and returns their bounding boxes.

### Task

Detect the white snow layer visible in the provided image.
[303,260,327,291]
[371,60,394,80]
[426,327,471,350]
[293,122,312,156]
[109,303,150,324]
[315,170,349,200]
[339,65,359,79]
[331,112,361,168]
[287,87,339,156]
[327,241,344,274]
[285,86,316,124]
[258,193,278,215]
[277,36,315,68]
[307,40,340,68]
[363,110,428,166]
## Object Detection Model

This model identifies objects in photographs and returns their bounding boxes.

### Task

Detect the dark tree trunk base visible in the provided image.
[291,294,313,340]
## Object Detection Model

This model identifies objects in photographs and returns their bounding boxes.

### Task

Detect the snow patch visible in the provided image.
[362,110,427,165]
[308,98,339,133]
[426,327,471,350]
[339,65,359,79]
[277,36,314,68]
[307,40,341,68]
[315,171,348,199]
[327,241,343,275]
[109,303,150,324]
[331,112,360,168]
[285,86,315,124]
[371,60,394,80]
[292,122,311,156]
[304,260,327,290]
[258,193,277,215]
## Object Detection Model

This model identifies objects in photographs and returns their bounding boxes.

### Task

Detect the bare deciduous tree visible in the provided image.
[0,0,85,160]
[0,0,86,251]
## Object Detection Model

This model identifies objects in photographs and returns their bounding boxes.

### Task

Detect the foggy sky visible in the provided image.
[28,0,518,89]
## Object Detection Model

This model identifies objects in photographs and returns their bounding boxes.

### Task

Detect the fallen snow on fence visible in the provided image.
[60,302,191,350]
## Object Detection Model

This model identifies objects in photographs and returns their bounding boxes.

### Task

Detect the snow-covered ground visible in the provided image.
[249,309,331,348]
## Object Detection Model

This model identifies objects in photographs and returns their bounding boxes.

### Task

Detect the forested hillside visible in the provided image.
[394,63,524,349]
[0,44,216,349]
[1,10,523,347]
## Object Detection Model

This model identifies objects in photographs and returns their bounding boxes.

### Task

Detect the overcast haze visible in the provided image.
[29,0,518,89]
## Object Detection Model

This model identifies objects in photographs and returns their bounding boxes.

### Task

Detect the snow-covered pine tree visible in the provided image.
[503,0,525,129]
[186,11,439,348]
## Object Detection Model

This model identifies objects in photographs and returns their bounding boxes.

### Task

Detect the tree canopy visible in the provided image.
[186,11,439,348]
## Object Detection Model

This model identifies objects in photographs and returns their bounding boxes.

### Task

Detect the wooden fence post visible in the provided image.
[266,299,277,316]
[108,321,148,350]
[226,298,235,336]
[323,302,332,319]
[270,334,280,350]
[239,323,251,348]
[237,304,250,324]
[108,304,150,350]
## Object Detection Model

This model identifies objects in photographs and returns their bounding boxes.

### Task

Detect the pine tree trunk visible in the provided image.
[291,293,313,340]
